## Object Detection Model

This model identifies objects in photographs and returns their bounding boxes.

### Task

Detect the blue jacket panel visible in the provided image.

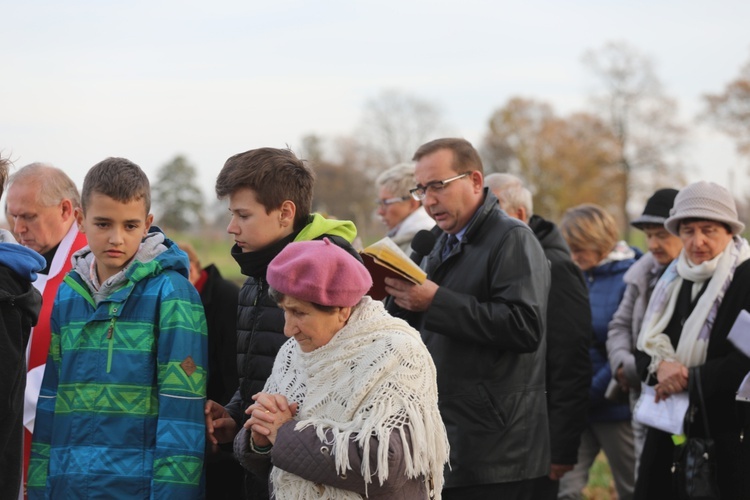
[29,233,208,499]
[584,251,640,422]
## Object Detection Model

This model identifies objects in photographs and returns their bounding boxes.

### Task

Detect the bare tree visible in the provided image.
[702,54,750,156]
[482,97,556,176]
[481,97,623,224]
[583,41,687,238]
[299,134,380,243]
[358,89,449,173]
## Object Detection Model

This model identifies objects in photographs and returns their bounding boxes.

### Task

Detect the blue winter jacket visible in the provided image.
[29,229,208,499]
[584,248,641,423]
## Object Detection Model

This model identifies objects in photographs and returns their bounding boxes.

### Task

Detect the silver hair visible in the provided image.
[375,163,417,197]
[7,162,80,208]
[0,155,9,197]
[485,173,533,218]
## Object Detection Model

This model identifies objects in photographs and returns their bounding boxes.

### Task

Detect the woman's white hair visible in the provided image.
[375,163,417,198]
[485,173,533,217]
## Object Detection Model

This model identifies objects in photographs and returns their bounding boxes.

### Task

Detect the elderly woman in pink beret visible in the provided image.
[233,238,449,499]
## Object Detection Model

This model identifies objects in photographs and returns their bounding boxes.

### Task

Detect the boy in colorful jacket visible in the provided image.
[28,158,207,499]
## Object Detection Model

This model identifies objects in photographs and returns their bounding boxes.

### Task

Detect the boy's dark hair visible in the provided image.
[215,148,314,231]
[413,138,484,175]
[82,157,151,214]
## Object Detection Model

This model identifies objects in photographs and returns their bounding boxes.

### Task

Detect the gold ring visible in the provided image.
[264,410,270,413]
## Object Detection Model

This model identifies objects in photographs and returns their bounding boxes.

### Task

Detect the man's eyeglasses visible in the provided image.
[409,172,470,201]
[374,195,410,208]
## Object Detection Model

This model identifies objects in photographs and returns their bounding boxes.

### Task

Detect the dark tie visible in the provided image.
[442,234,458,260]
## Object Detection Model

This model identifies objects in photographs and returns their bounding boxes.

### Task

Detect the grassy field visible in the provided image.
[584,453,617,499]
[170,228,245,283]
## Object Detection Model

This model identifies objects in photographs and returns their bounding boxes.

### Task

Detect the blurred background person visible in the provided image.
[606,188,681,474]
[559,203,640,500]
[486,173,591,499]
[635,181,750,498]
[5,163,87,497]
[0,156,44,499]
[374,163,434,253]
[177,241,244,499]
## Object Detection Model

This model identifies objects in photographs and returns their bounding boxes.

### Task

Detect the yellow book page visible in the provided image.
[361,237,427,284]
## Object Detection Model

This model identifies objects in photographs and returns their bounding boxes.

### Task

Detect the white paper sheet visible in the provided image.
[633,383,690,435]
[737,372,750,402]
[727,309,750,358]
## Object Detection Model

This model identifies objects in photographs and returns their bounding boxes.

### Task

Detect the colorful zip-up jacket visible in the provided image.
[28,229,207,499]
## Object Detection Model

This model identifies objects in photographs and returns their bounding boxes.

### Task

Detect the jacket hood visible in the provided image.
[71,227,187,303]
[528,215,570,255]
[232,213,360,279]
[0,272,42,328]
[0,230,46,281]
[294,213,357,243]
[589,243,642,277]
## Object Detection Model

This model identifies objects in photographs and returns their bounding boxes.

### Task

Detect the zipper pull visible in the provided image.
[106,317,116,373]
[254,278,263,306]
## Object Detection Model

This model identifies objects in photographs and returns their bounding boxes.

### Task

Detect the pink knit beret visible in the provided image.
[267,238,373,307]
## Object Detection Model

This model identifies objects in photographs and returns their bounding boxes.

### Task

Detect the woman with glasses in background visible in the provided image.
[375,163,435,253]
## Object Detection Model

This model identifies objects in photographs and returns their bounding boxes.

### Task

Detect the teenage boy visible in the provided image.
[28,158,207,499]
[204,147,360,499]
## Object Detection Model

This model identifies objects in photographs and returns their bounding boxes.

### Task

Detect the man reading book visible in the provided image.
[385,138,551,499]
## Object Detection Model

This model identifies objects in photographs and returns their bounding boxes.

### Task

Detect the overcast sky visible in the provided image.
[3,0,749,211]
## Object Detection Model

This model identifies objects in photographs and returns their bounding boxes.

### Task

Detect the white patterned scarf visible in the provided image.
[637,236,750,373]
[265,297,449,499]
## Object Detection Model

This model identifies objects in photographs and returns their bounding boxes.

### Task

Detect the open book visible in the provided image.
[360,237,427,300]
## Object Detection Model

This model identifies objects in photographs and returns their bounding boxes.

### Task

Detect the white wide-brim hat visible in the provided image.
[664,181,745,236]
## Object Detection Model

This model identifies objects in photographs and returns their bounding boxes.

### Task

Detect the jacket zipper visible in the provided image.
[106,317,116,373]
[253,278,263,306]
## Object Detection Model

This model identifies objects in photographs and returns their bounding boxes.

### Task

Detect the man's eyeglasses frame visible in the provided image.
[409,172,470,201]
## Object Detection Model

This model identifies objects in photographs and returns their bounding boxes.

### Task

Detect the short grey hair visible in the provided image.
[375,163,417,198]
[485,173,533,218]
[7,162,81,208]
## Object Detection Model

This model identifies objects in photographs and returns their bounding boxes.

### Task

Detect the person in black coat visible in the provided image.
[487,173,592,500]
[179,241,244,499]
[0,157,45,499]
[205,148,362,500]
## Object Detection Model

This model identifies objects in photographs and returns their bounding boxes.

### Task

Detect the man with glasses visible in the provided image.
[374,163,435,253]
[385,138,551,499]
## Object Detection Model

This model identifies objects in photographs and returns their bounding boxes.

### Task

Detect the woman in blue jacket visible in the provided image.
[558,204,640,500]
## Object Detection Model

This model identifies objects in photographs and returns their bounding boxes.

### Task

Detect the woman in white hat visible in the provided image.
[635,181,750,498]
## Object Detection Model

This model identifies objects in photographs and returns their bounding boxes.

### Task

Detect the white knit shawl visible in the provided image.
[637,236,750,372]
[266,297,449,499]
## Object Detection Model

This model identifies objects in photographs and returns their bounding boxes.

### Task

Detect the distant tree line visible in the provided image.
[151,41,750,242]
